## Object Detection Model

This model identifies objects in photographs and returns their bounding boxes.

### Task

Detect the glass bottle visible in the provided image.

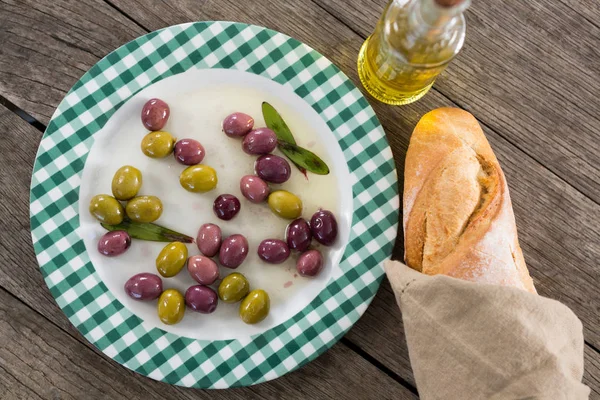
[357,0,470,105]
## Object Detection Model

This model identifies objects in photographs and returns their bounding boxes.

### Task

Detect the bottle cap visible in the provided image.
[435,0,465,7]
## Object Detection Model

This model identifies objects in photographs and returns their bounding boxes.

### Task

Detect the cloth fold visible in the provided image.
[384,260,590,400]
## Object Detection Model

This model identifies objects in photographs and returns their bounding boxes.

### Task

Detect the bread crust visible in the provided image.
[403,108,536,293]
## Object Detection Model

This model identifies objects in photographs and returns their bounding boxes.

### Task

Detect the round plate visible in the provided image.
[30,21,399,388]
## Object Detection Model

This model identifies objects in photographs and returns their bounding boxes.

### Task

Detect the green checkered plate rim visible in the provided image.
[29,21,399,388]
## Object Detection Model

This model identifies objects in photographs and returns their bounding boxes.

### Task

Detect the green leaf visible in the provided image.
[278,141,330,175]
[101,220,193,243]
[262,101,330,176]
[262,102,296,144]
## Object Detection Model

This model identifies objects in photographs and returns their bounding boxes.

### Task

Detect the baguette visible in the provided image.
[403,108,536,293]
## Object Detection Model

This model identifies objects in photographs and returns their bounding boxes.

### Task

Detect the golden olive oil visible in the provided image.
[358,0,469,105]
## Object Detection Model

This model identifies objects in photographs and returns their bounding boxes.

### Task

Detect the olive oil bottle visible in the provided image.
[357,0,469,105]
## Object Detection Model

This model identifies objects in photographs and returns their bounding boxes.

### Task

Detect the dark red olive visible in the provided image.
[285,218,312,252]
[219,234,249,268]
[141,98,170,131]
[257,239,290,264]
[296,250,323,277]
[255,155,291,184]
[310,209,338,246]
[174,138,205,165]
[213,194,241,221]
[185,285,218,314]
[242,128,278,155]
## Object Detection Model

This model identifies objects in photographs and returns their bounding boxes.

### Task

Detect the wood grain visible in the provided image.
[0,283,417,400]
[0,104,418,399]
[315,0,600,203]
[0,0,145,122]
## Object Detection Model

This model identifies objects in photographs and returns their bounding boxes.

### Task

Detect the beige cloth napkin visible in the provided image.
[384,260,590,400]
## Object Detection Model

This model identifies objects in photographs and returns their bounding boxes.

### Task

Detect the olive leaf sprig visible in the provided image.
[102,219,194,243]
[262,102,330,176]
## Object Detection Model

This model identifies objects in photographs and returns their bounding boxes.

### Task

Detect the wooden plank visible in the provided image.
[585,346,600,399]
[558,0,600,29]
[0,284,417,400]
[314,0,600,203]
[1,0,599,393]
[0,0,145,123]
[0,287,204,400]
[0,104,418,399]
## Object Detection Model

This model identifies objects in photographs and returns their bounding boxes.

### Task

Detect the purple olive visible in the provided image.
[124,273,163,300]
[296,250,323,277]
[257,239,290,264]
[187,255,220,285]
[310,209,338,246]
[242,128,278,155]
[240,175,269,203]
[174,138,205,165]
[196,223,222,257]
[286,218,312,252]
[213,194,241,220]
[223,112,254,137]
[255,154,291,184]
[97,230,131,257]
[219,234,248,269]
[185,285,218,314]
[141,98,170,131]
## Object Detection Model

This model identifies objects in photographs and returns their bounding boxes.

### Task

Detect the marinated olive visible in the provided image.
[255,154,291,184]
[141,98,170,131]
[157,289,185,325]
[218,272,250,303]
[213,194,241,221]
[257,239,290,264]
[174,138,205,165]
[89,194,124,225]
[239,289,270,324]
[111,165,142,201]
[156,242,188,277]
[310,209,338,246]
[286,218,312,252]
[222,112,254,137]
[180,165,218,193]
[141,131,176,158]
[97,231,131,257]
[185,285,218,314]
[297,249,323,277]
[124,273,163,300]
[126,195,163,223]
[239,175,269,203]
[242,128,278,155]
[196,223,222,257]
[268,190,302,219]
[187,255,219,285]
[219,234,249,268]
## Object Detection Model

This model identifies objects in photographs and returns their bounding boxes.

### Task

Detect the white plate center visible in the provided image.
[78,69,352,340]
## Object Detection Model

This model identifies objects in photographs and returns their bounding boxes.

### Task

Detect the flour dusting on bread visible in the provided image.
[403,108,536,293]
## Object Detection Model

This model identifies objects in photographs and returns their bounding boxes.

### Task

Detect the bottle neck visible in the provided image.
[408,0,469,33]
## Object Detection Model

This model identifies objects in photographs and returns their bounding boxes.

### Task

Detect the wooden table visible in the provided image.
[1,0,598,398]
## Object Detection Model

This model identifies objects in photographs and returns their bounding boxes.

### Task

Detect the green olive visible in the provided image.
[157,289,185,325]
[141,131,175,158]
[126,195,163,223]
[218,273,250,303]
[268,190,302,219]
[89,194,124,225]
[180,165,218,193]
[239,289,270,325]
[111,165,142,201]
[156,242,188,277]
